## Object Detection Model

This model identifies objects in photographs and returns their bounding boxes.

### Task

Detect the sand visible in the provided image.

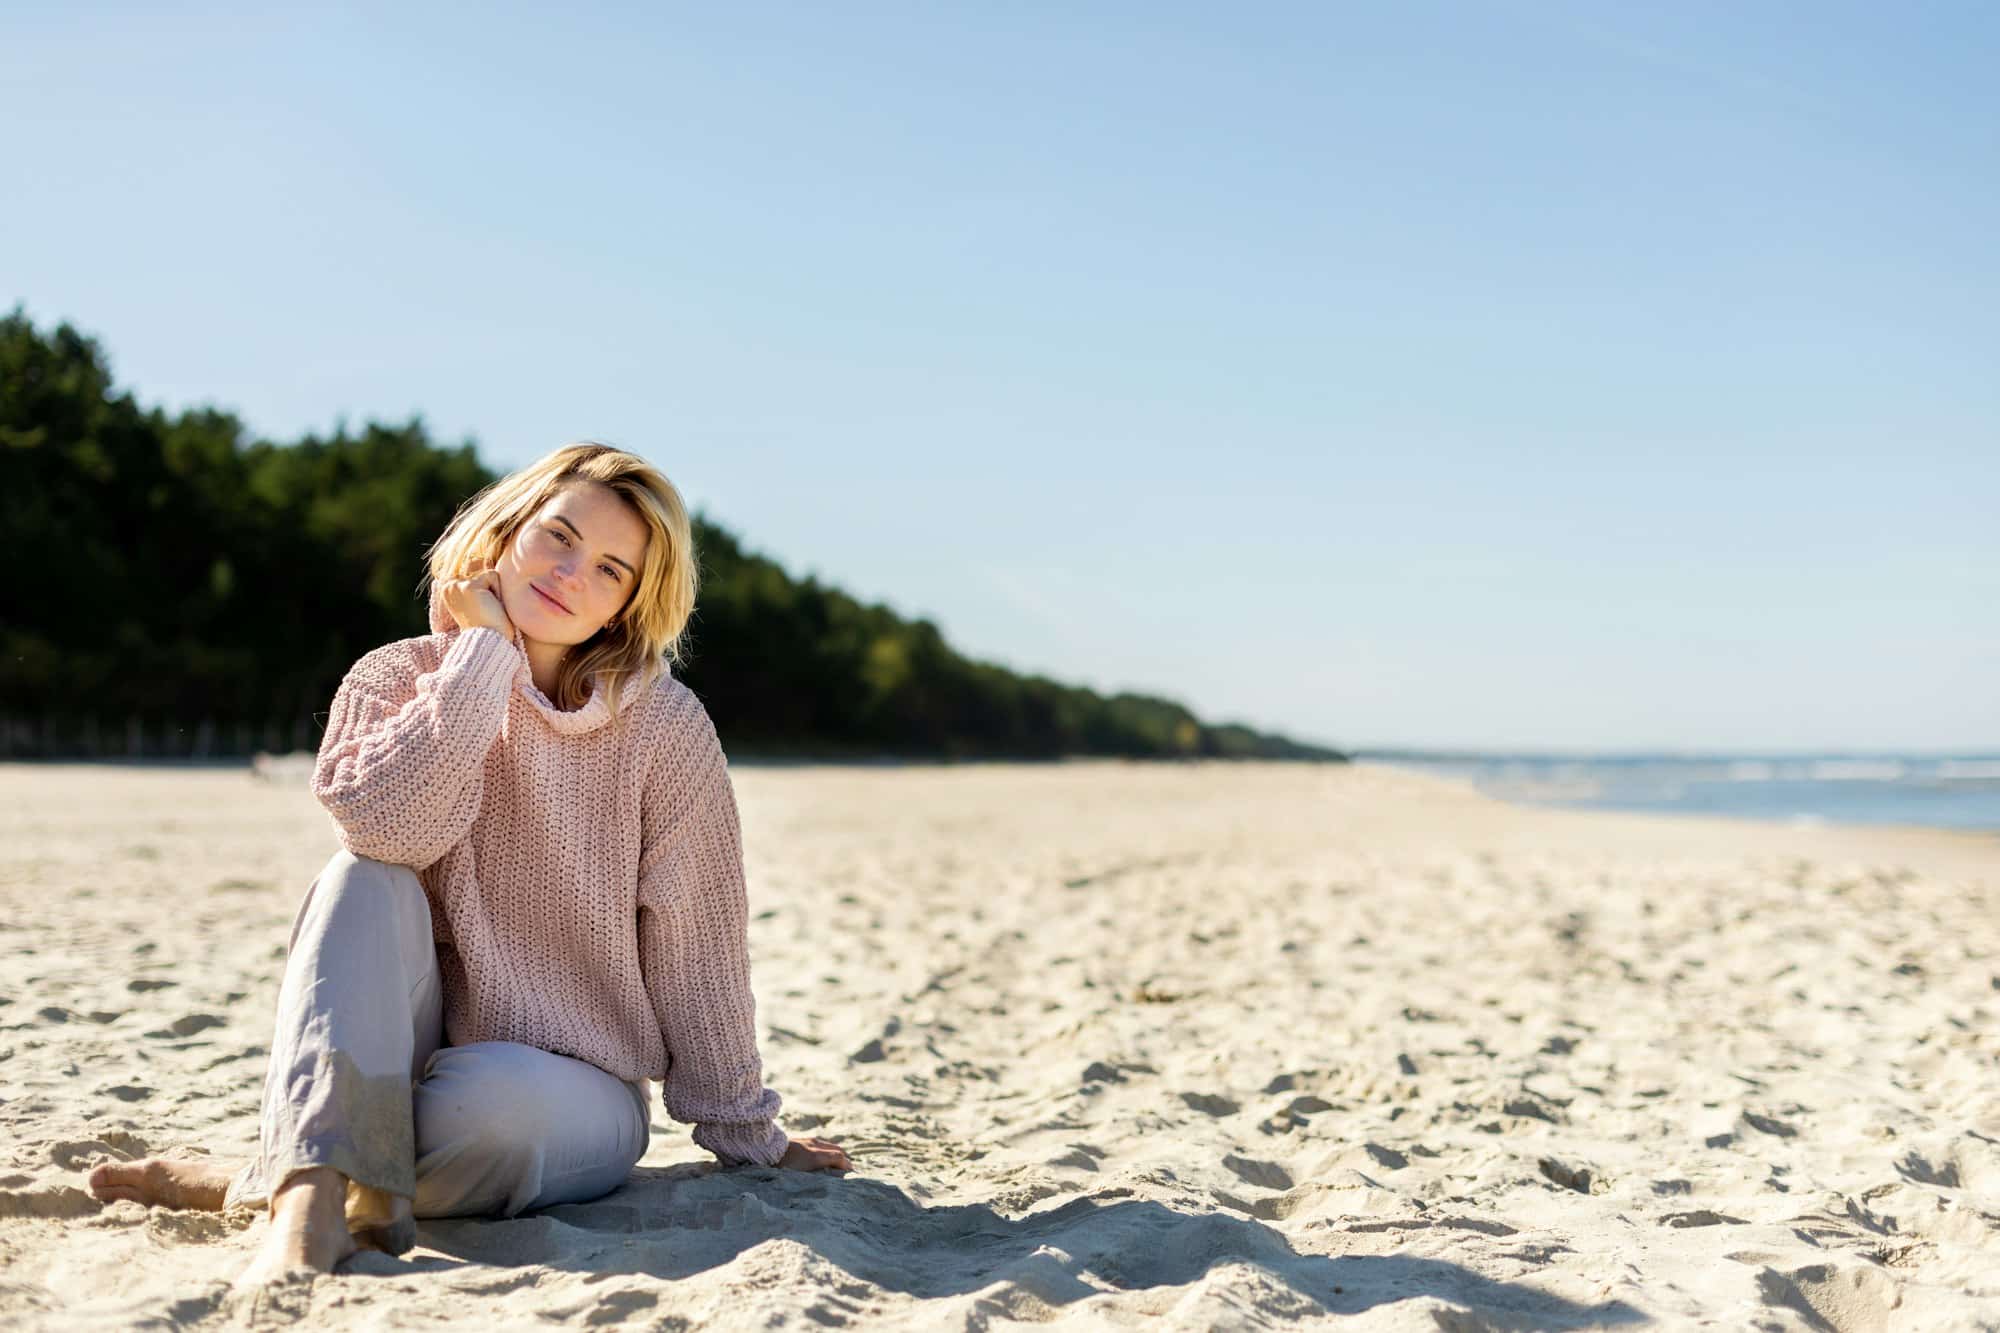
[1,758,1996,1330]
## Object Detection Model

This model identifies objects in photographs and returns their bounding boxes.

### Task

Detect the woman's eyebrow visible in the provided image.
[550,513,638,576]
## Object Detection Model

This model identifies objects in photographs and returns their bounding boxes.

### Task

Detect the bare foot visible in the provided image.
[87,1156,237,1210]
[235,1168,355,1288]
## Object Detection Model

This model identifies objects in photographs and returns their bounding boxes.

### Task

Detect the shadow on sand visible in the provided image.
[370,1163,1647,1327]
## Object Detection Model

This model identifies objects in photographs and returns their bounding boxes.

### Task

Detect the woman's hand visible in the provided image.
[779,1136,851,1173]
[440,569,515,638]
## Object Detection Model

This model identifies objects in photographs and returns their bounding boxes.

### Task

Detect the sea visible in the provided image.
[1364,754,2000,834]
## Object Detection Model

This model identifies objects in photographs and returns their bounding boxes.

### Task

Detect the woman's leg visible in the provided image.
[90,855,647,1245]
[226,849,443,1260]
[411,1041,651,1218]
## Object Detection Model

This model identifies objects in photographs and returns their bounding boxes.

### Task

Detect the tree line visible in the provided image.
[0,308,1344,763]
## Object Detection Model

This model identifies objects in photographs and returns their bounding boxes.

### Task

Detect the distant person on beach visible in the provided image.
[86,442,849,1283]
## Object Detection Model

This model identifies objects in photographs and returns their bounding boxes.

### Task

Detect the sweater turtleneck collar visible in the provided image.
[427,582,627,737]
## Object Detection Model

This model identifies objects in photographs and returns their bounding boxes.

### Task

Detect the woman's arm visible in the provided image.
[310,628,521,869]
[636,704,789,1167]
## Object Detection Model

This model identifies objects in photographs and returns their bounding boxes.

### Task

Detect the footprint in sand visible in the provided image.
[1222,1154,1293,1190]
[1180,1092,1239,1117]
[1048,1144,1106,1172]
[1352,1143,1408,1170]
[1894,1149,1960,1188]
[1661,1210,1748,1228]
[197,1044,266,1073]
[848,1016,903,1064]
[1538,1156,1602,1194]
[585,1291,661,1324]
[145,1013,226,1040]
[1261,1070,1329,1094]
[1081,1061,1158,1094]
[1740,1111,1797,1138]
[1502,1092,1566,1124]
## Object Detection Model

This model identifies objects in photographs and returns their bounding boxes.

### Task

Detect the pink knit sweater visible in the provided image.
[308,593,788,1167]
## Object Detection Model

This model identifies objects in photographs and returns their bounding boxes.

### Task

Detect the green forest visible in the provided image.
[0,309,1343,763]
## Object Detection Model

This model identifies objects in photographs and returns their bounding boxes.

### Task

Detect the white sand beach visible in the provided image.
[1,759,1995,1330]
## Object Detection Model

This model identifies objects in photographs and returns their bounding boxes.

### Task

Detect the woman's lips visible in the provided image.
[532,584,572,614]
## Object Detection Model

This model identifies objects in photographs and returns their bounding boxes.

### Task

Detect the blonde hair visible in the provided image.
[422,442,699,716]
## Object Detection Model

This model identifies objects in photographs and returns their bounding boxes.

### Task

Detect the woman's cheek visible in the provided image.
[499,565,529,614]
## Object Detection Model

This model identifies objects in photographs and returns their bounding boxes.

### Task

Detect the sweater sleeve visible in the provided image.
[636,703,788,1167]
[310,628,522,869]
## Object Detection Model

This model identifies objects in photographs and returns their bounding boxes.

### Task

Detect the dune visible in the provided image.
[1,759,1995,1329]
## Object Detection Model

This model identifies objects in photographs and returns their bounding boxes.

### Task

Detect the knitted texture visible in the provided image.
[308,600,788,1167]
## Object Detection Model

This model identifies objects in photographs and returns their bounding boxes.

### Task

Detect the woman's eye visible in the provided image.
[550,529,570,545]
[600,564,620,581]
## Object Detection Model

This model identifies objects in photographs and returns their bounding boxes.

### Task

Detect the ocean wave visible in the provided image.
[1936,760,2000,781]
[1806,760,1908,781]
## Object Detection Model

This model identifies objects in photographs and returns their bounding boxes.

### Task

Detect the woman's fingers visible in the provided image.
[441,570,514,636]
[782,1136,852,1172]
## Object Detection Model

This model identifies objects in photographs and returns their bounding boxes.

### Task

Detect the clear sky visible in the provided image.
[8,2,1996,752]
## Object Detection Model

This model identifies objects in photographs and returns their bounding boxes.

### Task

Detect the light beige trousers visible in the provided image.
[225,850,651,1252]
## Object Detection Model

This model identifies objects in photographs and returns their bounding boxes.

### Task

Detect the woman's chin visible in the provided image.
[518,620,591,650]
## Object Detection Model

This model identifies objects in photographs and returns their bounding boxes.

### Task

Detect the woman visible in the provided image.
[87,442,849,1284]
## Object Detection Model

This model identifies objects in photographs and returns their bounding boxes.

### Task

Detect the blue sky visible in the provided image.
[8,2,1996,751]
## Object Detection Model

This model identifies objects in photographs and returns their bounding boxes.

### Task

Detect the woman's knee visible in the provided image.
[296,850,430,944]
[319,849,425,903]
[411,1044,649,1218]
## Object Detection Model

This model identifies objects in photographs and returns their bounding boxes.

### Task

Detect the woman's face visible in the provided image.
[495,481,650,645]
